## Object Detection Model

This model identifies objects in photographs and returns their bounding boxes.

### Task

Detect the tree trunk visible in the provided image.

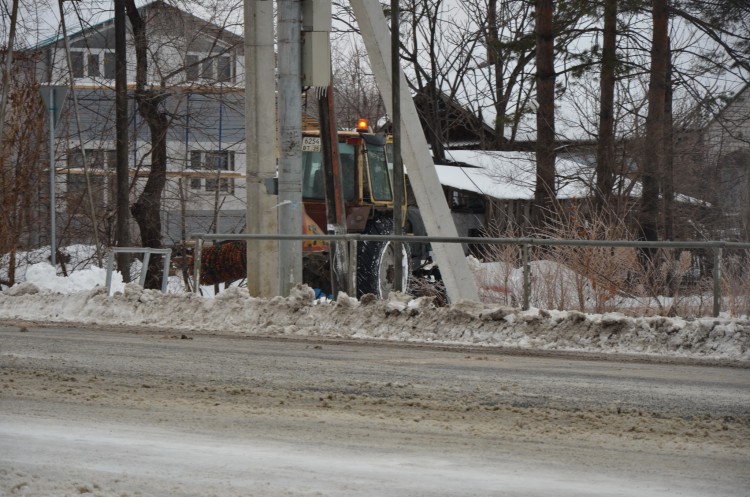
[595,0,617,213]
[534,0,556,227]
[0,0,18,144]
[486,0,504,148]
[663,46,674,241]
[641,0,669,250]
[125,0,169,289]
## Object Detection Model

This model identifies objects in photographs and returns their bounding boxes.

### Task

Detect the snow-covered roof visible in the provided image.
[435,150,595,201]
[433,149,708,205]
[27,0,243,51]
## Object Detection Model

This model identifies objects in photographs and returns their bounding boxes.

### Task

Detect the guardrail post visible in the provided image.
[348,239,358,296]
[522,243,530,310]
[713,247,722,317]
[193,238,203,294]
[161,251,171,294]
[139,252,151,287]
[105,250,115,295]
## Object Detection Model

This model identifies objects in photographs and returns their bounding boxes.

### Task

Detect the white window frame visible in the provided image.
[66,147,117,209]
[70,48,116,81]
[184,52,234,83]
[187,149,236,194]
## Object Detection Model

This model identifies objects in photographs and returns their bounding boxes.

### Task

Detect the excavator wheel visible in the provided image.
[356,216,411,299]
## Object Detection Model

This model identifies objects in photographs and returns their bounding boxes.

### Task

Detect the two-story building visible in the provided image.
[27,0,248,247]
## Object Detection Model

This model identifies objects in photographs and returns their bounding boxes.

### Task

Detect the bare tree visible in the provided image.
[123,0,170,288]
[534,0,556,226]
[0,56,45,287]
[0,0,19,143]
[329,41,386,129]
[640,0,669,247]
[466,0,537,149]
[595,0,617,211]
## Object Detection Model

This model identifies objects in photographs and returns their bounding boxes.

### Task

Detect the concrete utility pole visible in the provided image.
[391,0,404,292]
[114,0,131,281]
[349,0,479,303]
[244,0,279,297]
[276,0,303,296]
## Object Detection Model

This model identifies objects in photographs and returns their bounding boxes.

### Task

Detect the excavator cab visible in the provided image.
[300,124,395,234]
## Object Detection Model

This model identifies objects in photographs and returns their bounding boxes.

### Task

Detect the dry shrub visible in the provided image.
[408,273,447,307]
[623,250,685,316]
[721,250,750,317]
[470,223,521,306]
[539,202,641,313]
[1,67,46,289]
[472,257,518,307]
[469,201,746,318]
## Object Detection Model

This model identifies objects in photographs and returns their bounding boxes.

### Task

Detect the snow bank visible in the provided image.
[23,263,125,294]
[1,283,747,362]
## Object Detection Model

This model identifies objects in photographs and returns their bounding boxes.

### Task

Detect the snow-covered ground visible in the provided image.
[1,245,747,363]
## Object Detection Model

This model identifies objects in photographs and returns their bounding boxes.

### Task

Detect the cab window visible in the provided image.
[366,143,393,202]
[302,143,356,201]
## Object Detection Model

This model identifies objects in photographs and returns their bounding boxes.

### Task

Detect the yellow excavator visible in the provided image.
[194,117,411,298]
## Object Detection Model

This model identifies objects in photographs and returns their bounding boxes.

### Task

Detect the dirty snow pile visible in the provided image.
[1,259,748,363]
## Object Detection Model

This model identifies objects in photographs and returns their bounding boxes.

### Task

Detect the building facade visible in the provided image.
[703,84,750,240]
[29,1,248,247]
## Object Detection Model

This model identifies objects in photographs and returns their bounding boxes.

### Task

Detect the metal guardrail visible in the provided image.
[105,247,172,296]
[190,233,750,317]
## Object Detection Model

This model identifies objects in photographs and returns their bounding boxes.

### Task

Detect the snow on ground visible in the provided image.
[1,251,748,362]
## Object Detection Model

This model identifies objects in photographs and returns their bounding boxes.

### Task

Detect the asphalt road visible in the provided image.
[1,324,749,496]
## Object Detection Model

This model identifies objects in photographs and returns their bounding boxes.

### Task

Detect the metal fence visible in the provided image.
[190,233,750,318]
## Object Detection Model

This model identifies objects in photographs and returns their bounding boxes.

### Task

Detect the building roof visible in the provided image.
[433,149,707,205]
[434,150,592,200]
[28,0,243,51]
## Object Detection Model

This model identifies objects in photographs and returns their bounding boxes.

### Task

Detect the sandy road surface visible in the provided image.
[1,324,749,496]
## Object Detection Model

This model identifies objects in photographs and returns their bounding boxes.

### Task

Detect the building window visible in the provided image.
[201,59,213,80]
[104,52,116,79]
[87,53,100,77]
[189,150,234,171]
[185,54,199,81]
[191,176,235,194]
[68,148,109,168]
[187,150,235,193]
[206,150,233,170]
[189,150,203,170]
[449,189,484,213]
[185,53,234,83]
[206,178,232,192]
[66,148,116,210]
[217,56,232,82]
[70,50,114,80]
[71,51,85,78]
